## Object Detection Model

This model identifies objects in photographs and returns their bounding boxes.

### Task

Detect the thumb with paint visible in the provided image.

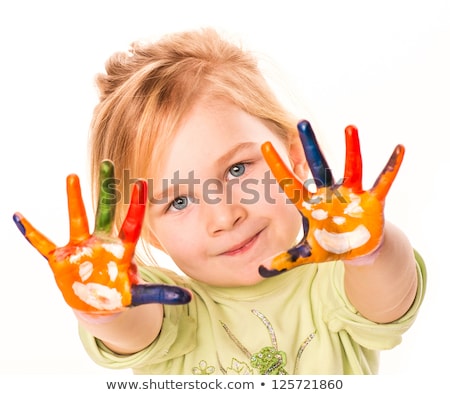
[259,120,404,277]
[13,160,191,314]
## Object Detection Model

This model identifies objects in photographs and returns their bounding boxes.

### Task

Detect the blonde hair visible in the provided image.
[89,28,298,264]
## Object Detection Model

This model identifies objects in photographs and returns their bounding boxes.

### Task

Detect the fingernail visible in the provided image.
[13,213,26,235]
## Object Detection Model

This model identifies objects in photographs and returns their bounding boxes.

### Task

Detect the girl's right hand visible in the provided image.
[13,160,191,314]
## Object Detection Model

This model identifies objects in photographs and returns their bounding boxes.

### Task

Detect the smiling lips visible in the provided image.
[221,231,262,256]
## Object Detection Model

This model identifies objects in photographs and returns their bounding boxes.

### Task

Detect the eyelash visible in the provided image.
[167,196,195,212]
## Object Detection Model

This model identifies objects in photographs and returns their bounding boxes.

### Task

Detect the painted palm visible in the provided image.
[14,160,191,312]
[260,120,404,276]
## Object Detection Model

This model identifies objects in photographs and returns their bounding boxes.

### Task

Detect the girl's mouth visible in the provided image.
[221,230,262,256]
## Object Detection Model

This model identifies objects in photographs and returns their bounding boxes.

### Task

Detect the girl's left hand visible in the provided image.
[259,120,404,277]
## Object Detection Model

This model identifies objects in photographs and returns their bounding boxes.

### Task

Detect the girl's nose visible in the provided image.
[204,195,247,236]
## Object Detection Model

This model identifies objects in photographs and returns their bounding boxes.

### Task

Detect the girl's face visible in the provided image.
[147,98,303,286]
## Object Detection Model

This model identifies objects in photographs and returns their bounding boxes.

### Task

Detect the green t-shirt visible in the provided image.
[79,253,426,375]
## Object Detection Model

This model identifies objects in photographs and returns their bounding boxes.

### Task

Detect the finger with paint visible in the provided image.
[259,120,404,277]
[13,160,191,312]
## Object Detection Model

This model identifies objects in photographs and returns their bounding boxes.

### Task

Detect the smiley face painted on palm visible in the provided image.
[259,121,404,276]
[14,160,191,312]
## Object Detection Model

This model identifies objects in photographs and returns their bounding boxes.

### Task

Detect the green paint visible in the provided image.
[94,160,116,234]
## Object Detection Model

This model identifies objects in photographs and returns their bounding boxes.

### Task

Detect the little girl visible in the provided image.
[14,28,425,374]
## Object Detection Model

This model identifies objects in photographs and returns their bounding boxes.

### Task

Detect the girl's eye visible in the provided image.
[169,196,191,211]
[228,163,246,179]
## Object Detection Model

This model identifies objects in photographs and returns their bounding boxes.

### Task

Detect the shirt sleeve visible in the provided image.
[321,250,426,350]
[78,267,197,371]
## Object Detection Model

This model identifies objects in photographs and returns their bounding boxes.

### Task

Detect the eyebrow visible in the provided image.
[215,141,260,168]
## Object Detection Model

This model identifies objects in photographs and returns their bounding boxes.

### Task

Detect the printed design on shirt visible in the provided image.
[220,309,287,374]
[218,309,315,375]
[192,360,215,375]
[223,358,254,375]
[191,309,316,375]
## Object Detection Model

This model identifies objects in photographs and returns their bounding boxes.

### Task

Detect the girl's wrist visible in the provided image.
[73,309,123,325]
[343,237,384,267]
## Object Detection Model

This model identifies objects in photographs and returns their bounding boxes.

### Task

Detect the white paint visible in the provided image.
[313,224,371,254]
[302,201,313,211]
[332,216,346,225]
[311,209,328,220]
[72,282,123,310]
[343,195,364,217]
[103,243,125,259]
[78,261,93,282]
[69,246,93,264]
[107,261,119,282]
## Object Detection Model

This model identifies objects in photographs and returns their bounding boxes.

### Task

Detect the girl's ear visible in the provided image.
[289,135,309,180]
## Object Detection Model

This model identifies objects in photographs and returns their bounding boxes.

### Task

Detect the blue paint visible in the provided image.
[13,213,26,236]
[258,265,286,277]
[287,216,311,259]
[297,120,334,187]
[131,284,191,306]
[259,216,311,278]
[287,242,312,261]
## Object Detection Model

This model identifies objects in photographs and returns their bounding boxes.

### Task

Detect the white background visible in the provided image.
[1,0,448,381]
